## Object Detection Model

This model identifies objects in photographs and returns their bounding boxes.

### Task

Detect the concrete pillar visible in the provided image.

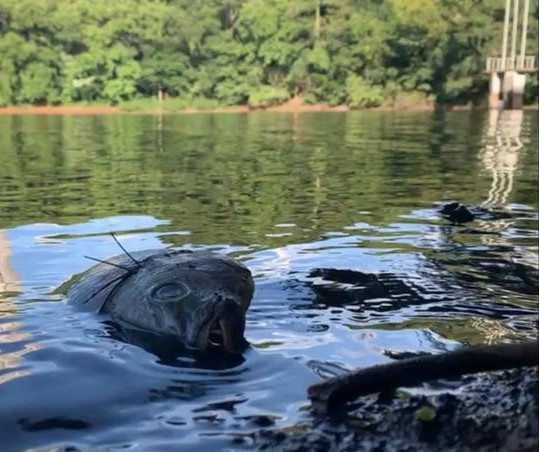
[489,73,502,109]
[502,71,513,109]
[510,73,526,109]
[502,71,527,109]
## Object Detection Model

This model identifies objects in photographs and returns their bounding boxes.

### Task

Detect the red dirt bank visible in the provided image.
[0,99,536,115]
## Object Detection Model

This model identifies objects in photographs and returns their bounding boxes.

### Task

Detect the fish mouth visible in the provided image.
[196,298,246,354]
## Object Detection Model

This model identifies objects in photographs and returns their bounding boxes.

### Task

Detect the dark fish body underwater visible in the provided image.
[58,249,255,354]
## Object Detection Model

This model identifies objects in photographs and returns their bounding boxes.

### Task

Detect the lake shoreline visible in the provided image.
[1,103,537,115]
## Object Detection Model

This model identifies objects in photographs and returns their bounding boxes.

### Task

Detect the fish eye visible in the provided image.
[150,282,190,303]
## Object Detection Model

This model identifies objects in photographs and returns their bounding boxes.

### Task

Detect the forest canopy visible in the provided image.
[0,0,537,108]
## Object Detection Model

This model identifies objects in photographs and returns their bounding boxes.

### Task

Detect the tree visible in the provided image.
[0,0,535,107]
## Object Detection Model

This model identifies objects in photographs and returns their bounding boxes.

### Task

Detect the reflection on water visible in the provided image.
[480,109,525,208]
[0,230,36,386]
[0,111,537,450]
[0,230,20,295]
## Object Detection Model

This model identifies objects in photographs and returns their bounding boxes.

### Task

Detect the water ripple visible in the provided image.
[0,111,537,450]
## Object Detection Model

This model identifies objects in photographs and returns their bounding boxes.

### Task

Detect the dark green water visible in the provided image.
[0,111,537,450]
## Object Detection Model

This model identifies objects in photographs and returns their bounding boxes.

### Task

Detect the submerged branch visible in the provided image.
[308,341,538,415]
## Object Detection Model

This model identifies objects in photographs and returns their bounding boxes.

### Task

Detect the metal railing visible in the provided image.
[486,55,537,72]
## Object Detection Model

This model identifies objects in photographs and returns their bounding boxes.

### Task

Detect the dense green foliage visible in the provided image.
[0,0,537,108]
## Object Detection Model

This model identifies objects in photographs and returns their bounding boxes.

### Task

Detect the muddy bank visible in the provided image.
[0,102,345,115]
[1,102,537,115]
[0,105,123,115]
[250,366,538,451]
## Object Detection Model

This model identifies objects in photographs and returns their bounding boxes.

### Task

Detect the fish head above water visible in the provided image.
[65,249,254,354]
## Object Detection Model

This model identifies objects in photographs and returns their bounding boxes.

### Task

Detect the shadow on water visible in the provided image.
[0,110,537,450]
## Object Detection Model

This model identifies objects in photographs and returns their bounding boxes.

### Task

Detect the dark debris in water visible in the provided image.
[306,268,427,309]
[252,367,538,451]
[438,202,515,224]
[430,251,539,297]
[306,250,538,319]
[309,268,378,286]
[17,417,90,432]
[440,202,476,224]
[241,415,278,428]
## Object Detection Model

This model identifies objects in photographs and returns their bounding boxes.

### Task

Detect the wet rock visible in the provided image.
[253,367,538,451]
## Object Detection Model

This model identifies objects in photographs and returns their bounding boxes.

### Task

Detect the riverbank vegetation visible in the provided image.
[0,0,537,110]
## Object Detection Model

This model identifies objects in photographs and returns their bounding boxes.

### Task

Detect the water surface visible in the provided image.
[0,110,537,450]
